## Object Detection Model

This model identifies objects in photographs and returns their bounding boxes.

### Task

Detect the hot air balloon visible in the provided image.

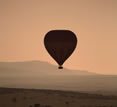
[44,30,77,69]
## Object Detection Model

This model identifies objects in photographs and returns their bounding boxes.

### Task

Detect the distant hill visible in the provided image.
[0,60,96,76]
[0,61,117,95]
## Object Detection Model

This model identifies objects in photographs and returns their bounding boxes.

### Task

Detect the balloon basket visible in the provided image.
[58,66,63,69]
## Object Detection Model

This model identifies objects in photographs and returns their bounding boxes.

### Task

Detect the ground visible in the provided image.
[0,88,117,107]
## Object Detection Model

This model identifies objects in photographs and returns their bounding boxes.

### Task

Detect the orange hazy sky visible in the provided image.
[0,0,117,74]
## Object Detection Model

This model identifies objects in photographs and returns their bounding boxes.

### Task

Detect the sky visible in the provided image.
[0,0,117,74]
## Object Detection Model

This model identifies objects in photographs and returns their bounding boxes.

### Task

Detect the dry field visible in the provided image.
[0,88,117,107]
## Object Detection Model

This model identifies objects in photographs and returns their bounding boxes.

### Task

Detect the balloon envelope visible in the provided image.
[44,30,77,69]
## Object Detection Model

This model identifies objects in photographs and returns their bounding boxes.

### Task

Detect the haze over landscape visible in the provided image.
[0,61,117,95]
[1,61,117,107]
